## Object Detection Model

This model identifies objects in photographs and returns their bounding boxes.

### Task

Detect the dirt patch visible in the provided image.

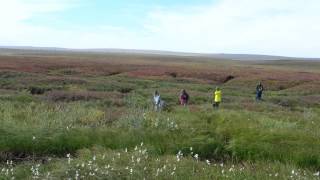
[0,151,50,163]
[107,71,122,76]
[284,82,320,94]
[45,90,117,102]
[29,87,51,95]
[166,72,178,78]
[222,75,236,83]
[270,98,297,109]
[0,71,24,78]
[118,87,133,94]
[37,77,88,86]
[58,69,81,75]
[302,95,320,106]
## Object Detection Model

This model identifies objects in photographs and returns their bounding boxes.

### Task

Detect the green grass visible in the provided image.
[2,146,319,179]
[0,59,319,179]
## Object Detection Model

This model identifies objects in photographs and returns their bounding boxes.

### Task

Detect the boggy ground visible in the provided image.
[0,51,319,179]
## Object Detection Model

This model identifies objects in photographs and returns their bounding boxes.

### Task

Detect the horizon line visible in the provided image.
[0,45,320,60]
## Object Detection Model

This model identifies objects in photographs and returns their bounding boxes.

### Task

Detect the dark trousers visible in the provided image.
[213,102,220,108]
[256,91,263,100]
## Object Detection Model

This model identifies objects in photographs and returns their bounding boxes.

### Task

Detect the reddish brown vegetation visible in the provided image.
[0,54,319,89]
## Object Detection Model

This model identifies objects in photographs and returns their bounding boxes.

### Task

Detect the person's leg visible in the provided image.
[256,91,262,101]
[160,101,165,111]
[183,100,188,107]
[213,102,218,108]
[214,102,219,108]
[181,99,186,106]
[258,92,262,100]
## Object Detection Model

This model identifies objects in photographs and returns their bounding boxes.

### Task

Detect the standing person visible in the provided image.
[153,90,161,111]
[256,82,264,101]
[179,89,189,106]
[213,87,222,108]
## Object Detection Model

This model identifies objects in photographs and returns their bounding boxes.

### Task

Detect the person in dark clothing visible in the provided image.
[256,82,264,100]
[179,89,189,106]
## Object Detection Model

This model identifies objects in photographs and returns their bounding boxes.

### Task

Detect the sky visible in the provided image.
[0,0,319,57]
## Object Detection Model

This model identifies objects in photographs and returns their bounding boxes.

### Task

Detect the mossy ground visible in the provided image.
[0,53,319,179]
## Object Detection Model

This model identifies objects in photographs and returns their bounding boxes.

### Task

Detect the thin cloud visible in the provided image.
[143,0,320,57]
[0,0,76,45]
[0,0,319,57]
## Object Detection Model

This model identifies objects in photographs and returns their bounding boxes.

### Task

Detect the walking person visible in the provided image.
[256,82,264,101]
[213,87,222,108]
[153,90,162,111]
[179,89,189,107]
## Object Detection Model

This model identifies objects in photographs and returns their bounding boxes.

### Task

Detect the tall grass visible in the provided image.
[0,66,319,179]
[0,95,319,170]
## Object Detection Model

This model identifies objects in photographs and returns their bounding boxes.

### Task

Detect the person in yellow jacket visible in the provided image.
[213,87,222,108]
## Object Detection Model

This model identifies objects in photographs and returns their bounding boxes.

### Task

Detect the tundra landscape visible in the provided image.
[0,48,319,179]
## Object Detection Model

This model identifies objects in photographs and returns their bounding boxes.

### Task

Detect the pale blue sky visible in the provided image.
[26,0,214,29]
[1,0,320,57]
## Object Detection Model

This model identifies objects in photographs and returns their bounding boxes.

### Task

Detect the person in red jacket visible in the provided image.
[179,89,189,106]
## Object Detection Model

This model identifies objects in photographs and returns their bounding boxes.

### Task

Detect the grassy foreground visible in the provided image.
[0,52,319,179]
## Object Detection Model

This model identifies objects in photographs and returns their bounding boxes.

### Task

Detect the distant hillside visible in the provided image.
[206,54,292,61]
[0,46,319,61]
